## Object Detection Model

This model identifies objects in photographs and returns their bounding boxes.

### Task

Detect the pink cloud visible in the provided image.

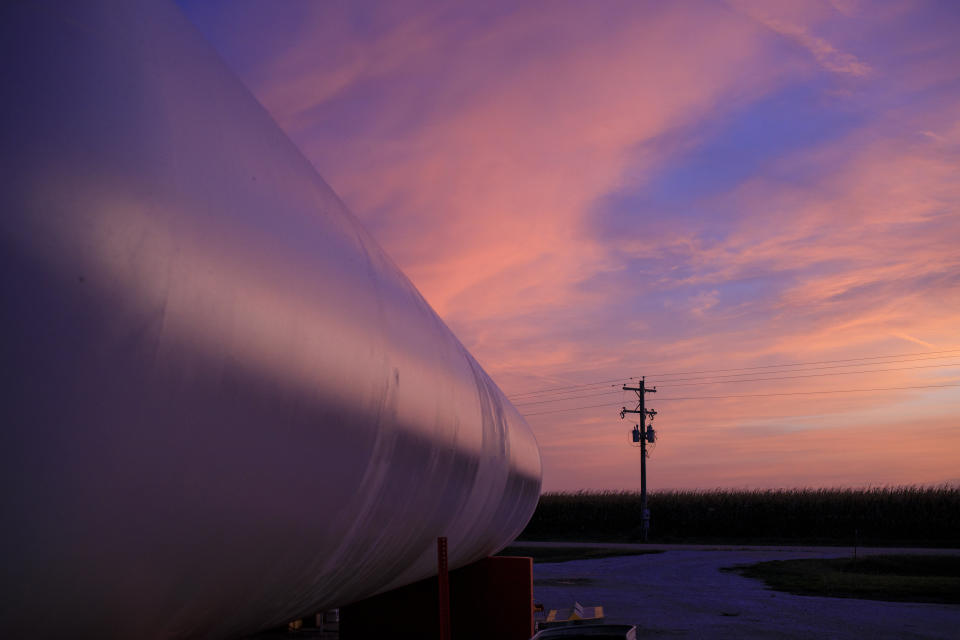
[184,0,960,489]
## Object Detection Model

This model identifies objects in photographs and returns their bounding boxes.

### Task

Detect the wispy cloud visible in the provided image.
[891,333,936,349]
[729,0,871,76]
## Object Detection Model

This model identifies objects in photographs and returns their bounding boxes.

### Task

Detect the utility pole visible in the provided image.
[621,377,657,542]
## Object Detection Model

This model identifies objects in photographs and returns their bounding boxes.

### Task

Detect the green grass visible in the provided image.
[519,486,960,546]
[729,554,960,604]
[496,544,662,564]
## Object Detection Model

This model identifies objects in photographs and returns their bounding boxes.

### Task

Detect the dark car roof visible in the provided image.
[532,623,636,639]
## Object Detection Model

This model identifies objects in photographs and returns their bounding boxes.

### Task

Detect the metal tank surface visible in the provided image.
[0,1,541,638]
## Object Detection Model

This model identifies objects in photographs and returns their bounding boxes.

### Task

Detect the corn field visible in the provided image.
[519,486,960,546]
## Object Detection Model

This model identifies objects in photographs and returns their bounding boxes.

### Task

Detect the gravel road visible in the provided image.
[529,545,960,639]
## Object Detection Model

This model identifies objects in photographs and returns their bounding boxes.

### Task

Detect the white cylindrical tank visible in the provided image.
[0,1,541,638]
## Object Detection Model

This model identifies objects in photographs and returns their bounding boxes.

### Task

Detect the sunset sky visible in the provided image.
[179,0,960,491]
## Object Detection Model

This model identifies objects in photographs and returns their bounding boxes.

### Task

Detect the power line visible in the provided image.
[509,380,625,400]
[650,353,960,384]
[512,389,626,407]
[508,377,633,399]
[647,348,960,378]
[518,382,960,416]
[512,360,960,407]
[656,361,960,388]
[655,382,960,402]
[507,347,960,399]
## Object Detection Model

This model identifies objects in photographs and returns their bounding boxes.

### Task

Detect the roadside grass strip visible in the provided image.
[727,554,960,604]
